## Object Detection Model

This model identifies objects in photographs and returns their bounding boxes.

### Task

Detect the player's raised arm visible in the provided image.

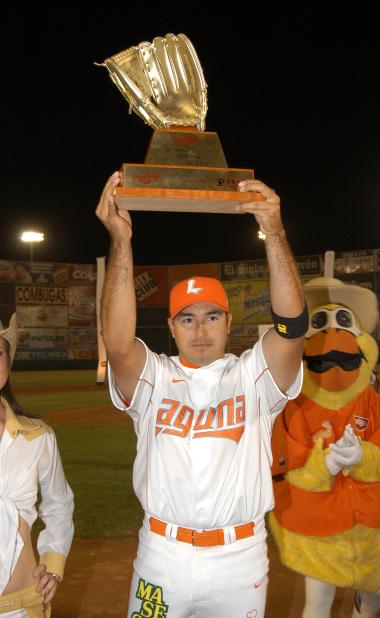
[96,172,146,402]
[237,180,307,393]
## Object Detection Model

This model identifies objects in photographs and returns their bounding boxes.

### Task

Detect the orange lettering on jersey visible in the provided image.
[157,399,180,425]
[193,408,217,431]
[161,405,194,438]
[217,398,234,427]
[194,395,246,442]
[155,395,246,442]
[236,395,245,423]
[156,399,194,438]
[194,426,245,442]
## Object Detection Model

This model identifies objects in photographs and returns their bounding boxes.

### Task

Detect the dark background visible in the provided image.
[2,7,379,266]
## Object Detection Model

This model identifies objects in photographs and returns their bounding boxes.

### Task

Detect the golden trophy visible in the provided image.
[99,33,263,213]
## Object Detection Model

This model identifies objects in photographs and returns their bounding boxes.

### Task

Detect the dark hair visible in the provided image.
[1,379,25,415]
[1,379,39,419]
[1,338,39,419]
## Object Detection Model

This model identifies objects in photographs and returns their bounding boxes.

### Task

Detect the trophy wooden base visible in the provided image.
[116,128,264,213]
[115,187,264,213]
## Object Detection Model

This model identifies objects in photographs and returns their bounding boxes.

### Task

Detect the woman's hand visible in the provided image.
[33,564,61,604]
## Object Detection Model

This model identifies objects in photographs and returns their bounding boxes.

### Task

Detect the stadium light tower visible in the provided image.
[21,231,44,262]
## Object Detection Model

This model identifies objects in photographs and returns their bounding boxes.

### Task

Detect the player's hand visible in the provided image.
[236,179,284,236]
[33,565,61,604]
[95,172,132,242]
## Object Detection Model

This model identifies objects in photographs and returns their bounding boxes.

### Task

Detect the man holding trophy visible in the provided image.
[96,34,307,618]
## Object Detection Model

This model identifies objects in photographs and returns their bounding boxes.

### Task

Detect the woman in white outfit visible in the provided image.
[0,315,74,618]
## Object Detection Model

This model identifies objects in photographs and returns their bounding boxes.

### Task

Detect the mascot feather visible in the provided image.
[269,273,380,618]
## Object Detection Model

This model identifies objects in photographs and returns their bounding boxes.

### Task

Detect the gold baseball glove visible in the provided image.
[102,33,208,130]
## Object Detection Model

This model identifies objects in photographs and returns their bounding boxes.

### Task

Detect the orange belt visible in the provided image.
[149,516,255,547]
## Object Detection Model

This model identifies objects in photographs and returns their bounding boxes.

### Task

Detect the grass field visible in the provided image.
[12,370,111,414]
[12,366,380,541]
[12,369,143,538]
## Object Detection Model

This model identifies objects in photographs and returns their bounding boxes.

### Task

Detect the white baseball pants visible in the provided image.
[127,517,269,618]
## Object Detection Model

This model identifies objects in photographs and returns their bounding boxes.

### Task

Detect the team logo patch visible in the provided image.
[131,578,169,618]
[353,415,369,432]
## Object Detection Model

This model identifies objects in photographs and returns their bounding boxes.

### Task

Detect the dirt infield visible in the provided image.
[49,404,130,427]
[48,404,358,617]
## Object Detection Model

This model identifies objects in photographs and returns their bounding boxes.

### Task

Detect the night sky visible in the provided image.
[2,8,379,266]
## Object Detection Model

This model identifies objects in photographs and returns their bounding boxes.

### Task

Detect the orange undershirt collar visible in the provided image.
[179,355,201,369]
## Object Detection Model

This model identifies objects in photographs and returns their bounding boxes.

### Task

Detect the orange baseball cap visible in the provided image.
[170,277,229,318]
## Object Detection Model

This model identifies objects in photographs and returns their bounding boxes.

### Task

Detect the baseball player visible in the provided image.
[96,172,307,618]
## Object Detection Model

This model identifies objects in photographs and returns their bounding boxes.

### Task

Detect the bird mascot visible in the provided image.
[269,275,380,618]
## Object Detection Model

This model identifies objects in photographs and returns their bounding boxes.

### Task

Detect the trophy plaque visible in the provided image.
[99,33,264,213]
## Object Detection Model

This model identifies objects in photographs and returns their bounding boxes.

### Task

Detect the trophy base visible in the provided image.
[116,129,263,213]
[145,129,228,167]
[121,163,254,192]
[115,187,264,213]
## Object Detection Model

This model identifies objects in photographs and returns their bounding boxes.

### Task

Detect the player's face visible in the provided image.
[168,302,232,367]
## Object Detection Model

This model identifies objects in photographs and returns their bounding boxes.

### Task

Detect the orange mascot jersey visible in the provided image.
[269,275,380,594]
[271,386,380,537]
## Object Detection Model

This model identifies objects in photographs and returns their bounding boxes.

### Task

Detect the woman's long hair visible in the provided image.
[1,339,38,419]
[0,379,31,416]
[1,379,40,419]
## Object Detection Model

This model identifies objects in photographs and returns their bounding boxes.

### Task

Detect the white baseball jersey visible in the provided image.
[108,334,302,533]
